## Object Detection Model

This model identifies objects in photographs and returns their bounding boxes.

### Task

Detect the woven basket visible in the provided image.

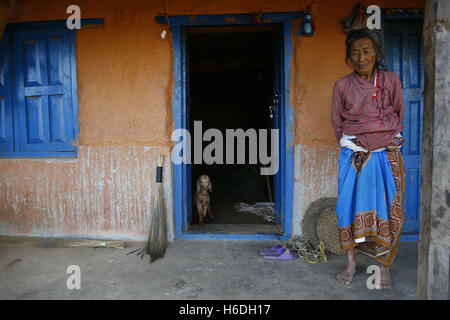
[301,197,345,256]
[301,198,336,249]
[316,206,345,255]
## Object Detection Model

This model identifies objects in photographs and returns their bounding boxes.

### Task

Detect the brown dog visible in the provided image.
[195,175,214,225]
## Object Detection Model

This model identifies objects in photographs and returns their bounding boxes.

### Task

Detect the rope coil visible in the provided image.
[276,238,328,264]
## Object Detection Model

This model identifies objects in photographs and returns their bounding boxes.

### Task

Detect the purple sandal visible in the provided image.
[263,249,296,260]
[259,245,284,256]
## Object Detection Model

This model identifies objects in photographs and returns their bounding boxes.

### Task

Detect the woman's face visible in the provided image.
[349,37,377,76]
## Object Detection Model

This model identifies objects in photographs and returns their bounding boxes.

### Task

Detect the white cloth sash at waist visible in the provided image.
[339,133,402,153]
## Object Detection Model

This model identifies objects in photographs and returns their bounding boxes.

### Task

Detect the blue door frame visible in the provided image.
[159,12,303,240]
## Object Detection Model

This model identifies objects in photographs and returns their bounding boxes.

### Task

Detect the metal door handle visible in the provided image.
[269,105,274,119]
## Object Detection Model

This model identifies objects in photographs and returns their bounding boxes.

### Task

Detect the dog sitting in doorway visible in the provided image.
[195,175,214,225]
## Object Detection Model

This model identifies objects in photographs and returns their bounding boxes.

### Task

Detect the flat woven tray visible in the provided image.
[317,206,345,255]
[301,197,345,256]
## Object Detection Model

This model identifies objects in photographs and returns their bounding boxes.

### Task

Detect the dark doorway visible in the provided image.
[187,27,279,232]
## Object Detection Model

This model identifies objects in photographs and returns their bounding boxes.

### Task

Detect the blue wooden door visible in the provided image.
[383,20,424,237]
[13,29,75,152]
[0,31,14,152]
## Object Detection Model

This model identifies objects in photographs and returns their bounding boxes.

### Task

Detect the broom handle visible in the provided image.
[156,155,164,183]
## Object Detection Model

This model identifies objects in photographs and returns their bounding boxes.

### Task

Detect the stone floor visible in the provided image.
[0,235,421,300]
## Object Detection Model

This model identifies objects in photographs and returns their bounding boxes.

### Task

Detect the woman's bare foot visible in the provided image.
[337,261,356,285]
[376,264,392,289]
[337,247,356,285]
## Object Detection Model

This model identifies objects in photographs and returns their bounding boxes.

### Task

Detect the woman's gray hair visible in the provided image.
[345,28,387,70]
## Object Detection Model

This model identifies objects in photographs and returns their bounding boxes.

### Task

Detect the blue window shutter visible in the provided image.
[13,29,75,153]
[0,31,14,152]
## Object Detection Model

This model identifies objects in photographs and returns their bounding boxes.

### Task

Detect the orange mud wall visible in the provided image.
[0,0,424,239]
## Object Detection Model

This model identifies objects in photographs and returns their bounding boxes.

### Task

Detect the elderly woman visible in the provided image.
[331,28,406,289]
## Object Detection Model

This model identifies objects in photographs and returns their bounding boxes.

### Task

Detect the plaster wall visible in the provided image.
[0,0,424,238]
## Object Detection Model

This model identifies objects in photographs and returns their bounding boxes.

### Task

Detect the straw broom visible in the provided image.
[128,154,167,262]
[146,154,167,262]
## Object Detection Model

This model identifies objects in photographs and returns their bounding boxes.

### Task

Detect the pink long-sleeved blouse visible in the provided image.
[331,69,404,151]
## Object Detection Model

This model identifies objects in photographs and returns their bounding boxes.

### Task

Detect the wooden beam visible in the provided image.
[0,0,15,40]
[417,0,450,300]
